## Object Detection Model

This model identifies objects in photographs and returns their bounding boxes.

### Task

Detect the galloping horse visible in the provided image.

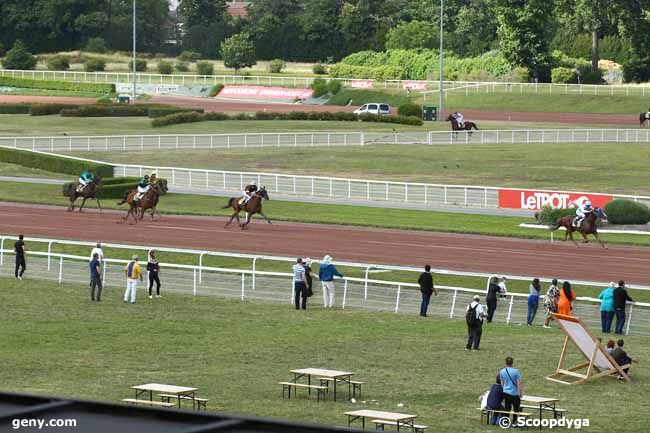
[639,112,650,128]
[446,115,479,137]
[223,187,271,229]
[117,179,168,223]
[62,175,102,212]
[551,207,608,248]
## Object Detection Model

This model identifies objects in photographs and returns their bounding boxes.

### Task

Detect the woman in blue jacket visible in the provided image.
[598,282,616,333]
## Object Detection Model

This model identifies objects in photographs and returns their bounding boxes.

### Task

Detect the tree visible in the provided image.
[299,0,343,61]
[2,40,37,70]
[179,0,228,28]
[244,0,303,60]
[179,0,232,57]
[221,33,256,72]
[385,21,437,50]
[452,0,499,57]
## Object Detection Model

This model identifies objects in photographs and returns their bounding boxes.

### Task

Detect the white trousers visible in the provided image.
[124,279,138,303]
[322,281,336,307]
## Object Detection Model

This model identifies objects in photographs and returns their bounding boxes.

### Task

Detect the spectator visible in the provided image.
[543,279,560,328]
[614,280,633,335]
[498,277,508,297]
[14,234,26,280]
[318,255,343,308]
[465,295,485,351]
[89,252,102,302]
[303,258,314,299]
[486,375,505,425]
[486,276,500,323]
[123,255,143,304]
[598,282,616,333]
[88,242,104,288]
[293,258,308,310]
[612,339,634,376]
[527,278,542,326]
[418,265,437,317]
[147,249,161,299]
[499,357,523,423]
[557,281,576,316]
[606,339,616,355]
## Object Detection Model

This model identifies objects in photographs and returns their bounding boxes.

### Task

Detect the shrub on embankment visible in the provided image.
[0,76,114,94]
[604,199,650,225]
[0,147,113,178]
[536,206,575,226]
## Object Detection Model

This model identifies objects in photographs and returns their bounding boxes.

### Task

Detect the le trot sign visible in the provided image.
[498,189,613,210]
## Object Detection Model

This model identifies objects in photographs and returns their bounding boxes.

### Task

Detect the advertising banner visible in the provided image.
[218,85,313,100]
[350,80,375,89]
[402,81,428,90]
[498,189,613,210]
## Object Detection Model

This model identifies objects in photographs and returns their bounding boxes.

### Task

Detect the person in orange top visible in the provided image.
[557,281,576,316]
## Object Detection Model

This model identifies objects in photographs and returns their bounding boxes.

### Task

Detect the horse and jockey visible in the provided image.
[117,171,168,223]
[223,180,272,229]
[551,200,608,248]
[640,108,650,127]
[63,169,103,212]
[447,111,479,135]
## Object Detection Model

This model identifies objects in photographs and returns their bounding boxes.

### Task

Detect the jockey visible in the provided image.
[574,200,593,228]
[241,181,258,206]
[135,174,151,203]
[77,170,95,192]
[453,112,465,128]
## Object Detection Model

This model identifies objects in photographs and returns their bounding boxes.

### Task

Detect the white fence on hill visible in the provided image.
[427,128,650,145]
[1,235,648,336]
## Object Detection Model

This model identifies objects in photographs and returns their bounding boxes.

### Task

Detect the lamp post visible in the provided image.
[438,0,444,121]
[132,0,137,103]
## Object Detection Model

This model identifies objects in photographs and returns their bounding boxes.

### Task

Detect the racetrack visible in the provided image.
[1,202,648,284]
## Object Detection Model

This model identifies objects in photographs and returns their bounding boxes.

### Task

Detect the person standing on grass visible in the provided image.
[14,234,26,280]
[499,357,523,423]
[543,279,560,328]
[318,255,343,308]
[303,258,314,299]
[614,280,633,334]
[465,295,485,351]
[293,258,308,310]
[147,249,162,299]
[526,278,542,326]
[598,282,616,333]
[557,281,576,316]
[89,253,103,302]
[124,255,142,304]
[418,265,437,317]
[486,276,500,323]
[88,242,104,288]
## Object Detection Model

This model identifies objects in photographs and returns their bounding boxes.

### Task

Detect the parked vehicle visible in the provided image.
[353,103,390,116]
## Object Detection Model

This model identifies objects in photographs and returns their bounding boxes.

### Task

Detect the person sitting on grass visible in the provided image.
[612,339,637,377]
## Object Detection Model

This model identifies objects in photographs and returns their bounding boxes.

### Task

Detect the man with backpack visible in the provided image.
[466,295,486,351]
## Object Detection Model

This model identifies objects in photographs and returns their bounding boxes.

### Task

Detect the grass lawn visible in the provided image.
[0,276,647,432]
[0,89,106,98]
[68,142,650,196]
[0,162,73,180]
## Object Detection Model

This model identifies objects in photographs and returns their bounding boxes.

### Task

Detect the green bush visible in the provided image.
[0,41,4,57]
[312,63,327,74]
[128,59,148,72]
[622,57,650,83]
[536,206,575,226]
[397,103,422,118]
[148,107,204,118]
[46,55,70,71]
[329,63,404,80]
[96,96,112,104]
[0,147,113,178]
[196,61,214,75]
[29,103,79,116]
[509,67,530,83]
[311,78,329,98]
[0,104,31,114]
[604,199,650,225]
[178,51,201,62]
[175,61,190,72]
[84,37,108,54]
[268,59,285,73]
[2,40,37,70]
[158,60,173,75]
[151,111,204,127]
[551,67,577,84]
[0,76,114,93]
[209,83,224,97]
[96,178,139,199]
[204,112,230,121]
[61,105,150,117]
[327,80,342,95]
[358,113,422,126]
[85,58,106,72]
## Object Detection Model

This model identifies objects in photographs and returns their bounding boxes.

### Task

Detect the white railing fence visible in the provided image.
[1,248,647,336]
[427,129,650,145]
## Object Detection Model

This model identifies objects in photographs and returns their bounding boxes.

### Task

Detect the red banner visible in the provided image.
[350,79,374,89]
[402,81,427,90]
[498,189,613,210]
[218,85,313,100]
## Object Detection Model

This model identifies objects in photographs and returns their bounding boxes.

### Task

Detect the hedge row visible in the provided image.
[61,105,151,117]
[0,147,113,178]
[0,103,31,114]
[151,110,423,127]
[329,64,405,80]
[148,107,204,118]
[30,103,80,116]
[96,177,139,199]
[536,206,575,226]
[0,76,114,93]
[604,199,650,225]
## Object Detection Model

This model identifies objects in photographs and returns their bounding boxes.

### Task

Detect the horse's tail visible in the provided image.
[62,182,74,197]
[472,123,479,130]
[116,190,130,205]
[222,197,236,209]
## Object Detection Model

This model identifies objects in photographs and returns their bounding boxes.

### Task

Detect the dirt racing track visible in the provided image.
[1,203,649,285]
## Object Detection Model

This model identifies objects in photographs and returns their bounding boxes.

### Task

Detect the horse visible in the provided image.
[550,207,608,248]
[62,175,103,212]
[639,112,650,128]
[446,115,479,137]
[222,187,271,229]
[117,179,168,224]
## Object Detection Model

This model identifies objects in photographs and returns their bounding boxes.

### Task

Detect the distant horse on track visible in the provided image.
[551,207,608,248]
[62,175,102,212]
[223,187,271,229]
[640,112,650,127]
[446,115,479,138]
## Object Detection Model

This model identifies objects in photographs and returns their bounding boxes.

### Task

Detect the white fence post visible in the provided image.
[47,241,53,271]
[241,273,246,300]
[395,285,401,313]
[364,266,371,300]
[506,295,514,324]
[252,257,258,291]
[193,268,197,296]
[199,252,205,284]
[0,237,4,265]
[342,279,348,309]
[58,257,64,283]
[450,290,457,318]
[626,304,633,335]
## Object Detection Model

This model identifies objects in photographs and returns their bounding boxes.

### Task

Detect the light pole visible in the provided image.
[438,0,444,121]
[132,0,137,103]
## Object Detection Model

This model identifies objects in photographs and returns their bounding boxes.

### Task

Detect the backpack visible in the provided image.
[466,303,481,326]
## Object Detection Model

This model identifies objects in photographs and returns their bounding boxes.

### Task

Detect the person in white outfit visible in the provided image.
[123,255,143,304]
[574,200,593,228]
[318,255,343,308]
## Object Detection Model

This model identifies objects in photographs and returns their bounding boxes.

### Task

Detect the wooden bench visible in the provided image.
[279,382,328,402]
[159,393,209,411]
[520,404,567,419]
[318,377,365,398]
[122,398,175,408]
[478,408,532,425]
[371,419,428,432]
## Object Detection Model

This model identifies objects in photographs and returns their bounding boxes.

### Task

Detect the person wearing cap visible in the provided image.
[124,255,143,304]
[466,294,486,351]
[318,255,343,308]
[598,282,616,333]
[543,279,560,328]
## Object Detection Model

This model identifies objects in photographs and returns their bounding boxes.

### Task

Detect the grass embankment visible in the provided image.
[327,89,412,107]
[0,162,72,179]
[0,277,647,432]
[2,181,650,249]
[0,89,106,98]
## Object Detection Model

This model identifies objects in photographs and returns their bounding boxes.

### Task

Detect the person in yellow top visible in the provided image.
[124,255,143,304]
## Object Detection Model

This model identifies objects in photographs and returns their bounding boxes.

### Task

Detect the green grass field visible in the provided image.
[67,142,650,195]
[0,162,72,180]
[0,89,107,98]
[0,276,647,432]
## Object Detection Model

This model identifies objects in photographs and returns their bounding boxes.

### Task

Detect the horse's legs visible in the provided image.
[259,211,272,224]
[225,210,238,227]
[96,198,102,213]
[580,231,589,243]
[79,197,87,212]
[567,229,579,246]
[594,232,607,249]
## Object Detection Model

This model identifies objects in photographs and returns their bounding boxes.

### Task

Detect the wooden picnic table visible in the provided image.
[521,395,561,421]
[344,409,417,431]
[290,368,354,402]
[131,383,198,409]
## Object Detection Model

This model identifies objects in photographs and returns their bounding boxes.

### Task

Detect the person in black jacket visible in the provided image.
[14,234,27,280]
[614,280,633,334]
[486,375,505,425]
[486,276,501,323]
[418,265,437,317]
[147,249,162,299]
[303,258,314,299]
